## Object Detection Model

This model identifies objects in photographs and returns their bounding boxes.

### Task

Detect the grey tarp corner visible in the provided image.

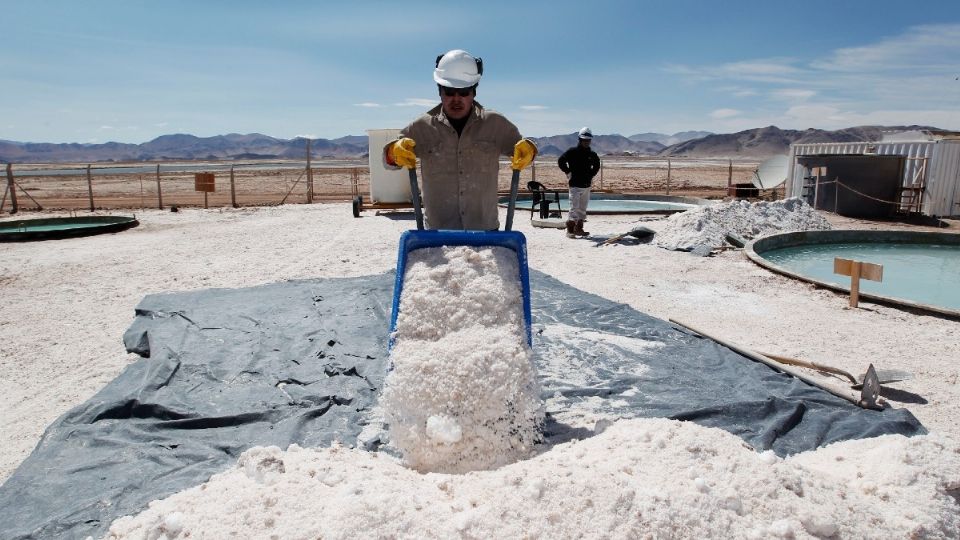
[0,270,924,539]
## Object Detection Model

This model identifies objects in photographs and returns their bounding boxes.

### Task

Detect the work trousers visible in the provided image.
[568,186,591,221]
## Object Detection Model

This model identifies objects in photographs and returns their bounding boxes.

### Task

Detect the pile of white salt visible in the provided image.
[379,244,544,473]
[105,419,960,539]
[653,197,832,252]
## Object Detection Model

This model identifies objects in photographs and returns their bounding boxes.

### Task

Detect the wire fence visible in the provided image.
[3,156,769,213]
[2,162,367,212]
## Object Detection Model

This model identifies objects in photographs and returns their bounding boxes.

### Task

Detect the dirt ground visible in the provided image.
[2,157,767,212]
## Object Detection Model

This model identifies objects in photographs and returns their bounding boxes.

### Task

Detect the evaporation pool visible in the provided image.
[747,230,960,318]
[500,193,713,215]
[0,216,139,242]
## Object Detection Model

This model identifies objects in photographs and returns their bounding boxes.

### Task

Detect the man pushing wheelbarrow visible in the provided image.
[383,49,537,230]
[379,50,543,473]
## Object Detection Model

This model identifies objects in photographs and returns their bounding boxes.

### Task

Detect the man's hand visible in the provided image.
[386,138,417,169]
[511,138,538,170]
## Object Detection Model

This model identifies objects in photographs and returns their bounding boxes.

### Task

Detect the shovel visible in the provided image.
[599,224,656,246]
[757,351,912,390]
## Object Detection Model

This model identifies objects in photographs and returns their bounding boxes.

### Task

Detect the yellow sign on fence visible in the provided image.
[194,173,216,193]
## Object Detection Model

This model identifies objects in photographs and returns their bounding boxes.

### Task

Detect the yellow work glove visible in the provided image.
[511,138,538,170]
[387,137,417,169]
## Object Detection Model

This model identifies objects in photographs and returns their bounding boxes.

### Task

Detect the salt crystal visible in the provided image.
[694,477,709,493]
[426,415,463,444]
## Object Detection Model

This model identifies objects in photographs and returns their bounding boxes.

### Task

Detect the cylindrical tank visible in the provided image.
[367,129,412,203]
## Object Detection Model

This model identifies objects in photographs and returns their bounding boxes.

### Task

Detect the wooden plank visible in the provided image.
[156,164,163,209]
[834,257,883,308]
[230,166,237,208]
[6,163,18,214]
[86,164,94,211]
[834,257,883,281]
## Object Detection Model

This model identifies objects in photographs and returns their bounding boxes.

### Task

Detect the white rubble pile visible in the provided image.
[653,197,831,252]
[380,245,544,473]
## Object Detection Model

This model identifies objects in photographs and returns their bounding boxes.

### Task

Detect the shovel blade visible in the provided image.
[858,364,881,409]
[851,368,912,389]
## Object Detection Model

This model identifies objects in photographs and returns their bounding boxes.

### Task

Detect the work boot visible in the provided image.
[565,220,576,238]
[575,220,589,237]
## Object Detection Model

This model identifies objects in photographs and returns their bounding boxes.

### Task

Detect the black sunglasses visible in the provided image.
[441,86,474,97]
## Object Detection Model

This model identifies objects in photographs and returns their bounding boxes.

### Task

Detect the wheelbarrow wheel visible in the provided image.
[352,196,362,218]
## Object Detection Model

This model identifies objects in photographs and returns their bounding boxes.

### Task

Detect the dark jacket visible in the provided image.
[558,144,601,188]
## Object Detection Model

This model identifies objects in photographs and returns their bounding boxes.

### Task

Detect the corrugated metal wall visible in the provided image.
[786,141,960,217]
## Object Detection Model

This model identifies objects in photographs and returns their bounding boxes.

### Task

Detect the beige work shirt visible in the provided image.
[394,102,521,230]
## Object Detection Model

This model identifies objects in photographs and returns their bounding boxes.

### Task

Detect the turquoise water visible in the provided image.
[761,242,960,310]
[0,222,113,232]
[507,197,697,213]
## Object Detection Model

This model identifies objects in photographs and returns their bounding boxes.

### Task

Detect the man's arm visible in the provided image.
[557,150,571,174]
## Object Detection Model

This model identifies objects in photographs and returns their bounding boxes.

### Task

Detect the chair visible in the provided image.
[527,181,563,220]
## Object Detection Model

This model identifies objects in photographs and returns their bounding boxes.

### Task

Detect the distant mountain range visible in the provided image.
[0,126,942,163]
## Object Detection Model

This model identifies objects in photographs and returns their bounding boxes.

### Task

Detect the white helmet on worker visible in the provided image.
[434,49,483,88]
[578,127,593,140]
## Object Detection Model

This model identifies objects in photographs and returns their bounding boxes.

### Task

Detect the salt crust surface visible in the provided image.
[380,245,544,473]
[653,198,832,251]
[2,204,957,537]
[105,418,960,540]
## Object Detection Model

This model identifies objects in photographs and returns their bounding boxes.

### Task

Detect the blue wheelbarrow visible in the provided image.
[388,167,532,351]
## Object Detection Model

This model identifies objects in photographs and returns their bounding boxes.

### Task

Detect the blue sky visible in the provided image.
[3,0,960,143]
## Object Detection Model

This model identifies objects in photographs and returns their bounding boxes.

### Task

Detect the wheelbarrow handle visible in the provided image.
[408,167,424,230]
[504,169,521,231]
[409,166,518,232]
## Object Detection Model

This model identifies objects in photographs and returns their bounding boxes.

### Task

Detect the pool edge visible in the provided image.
[0,216,140,242]
[745,230,960,320]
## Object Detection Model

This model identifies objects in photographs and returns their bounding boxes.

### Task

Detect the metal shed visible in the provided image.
[786,133,960,217]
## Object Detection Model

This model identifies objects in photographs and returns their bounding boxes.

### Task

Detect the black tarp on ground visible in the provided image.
[0,270,924,539]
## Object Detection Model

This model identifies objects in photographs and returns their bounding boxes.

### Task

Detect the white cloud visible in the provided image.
[720,59,801,77]
[520,105,547,111]
[663,23,960,131]
[771,89,816,101]
[353,102,382,108]
[665,58,804,84]
[154,122,169,127]
[394,98,436,107]
[99,125,114,130]
[710,108,741,119]
[812,23,960,72]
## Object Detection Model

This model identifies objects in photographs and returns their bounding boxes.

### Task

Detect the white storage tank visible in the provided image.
[366,129,412,203]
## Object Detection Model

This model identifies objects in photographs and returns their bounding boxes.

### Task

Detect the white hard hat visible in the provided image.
[434,49,483,88]
[578,127,593,140]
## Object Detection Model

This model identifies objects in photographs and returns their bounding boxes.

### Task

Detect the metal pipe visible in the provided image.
[408,167,424,230]
[504,169,520,231]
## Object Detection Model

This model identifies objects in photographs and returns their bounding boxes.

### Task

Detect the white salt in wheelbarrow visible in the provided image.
[388,167,533,352]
